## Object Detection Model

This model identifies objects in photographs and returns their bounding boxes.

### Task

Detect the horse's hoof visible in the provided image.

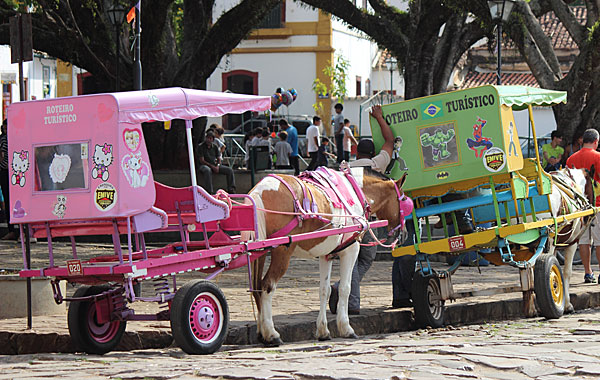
[259,336,283,347]
[345,333,359,340]
[565,304,575,314]
[318,335,331,341]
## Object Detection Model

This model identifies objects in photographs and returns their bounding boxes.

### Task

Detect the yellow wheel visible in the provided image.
[549,264,564,305]
[534,254,565,319]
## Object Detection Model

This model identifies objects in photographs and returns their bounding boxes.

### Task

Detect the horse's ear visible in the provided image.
[396,172,408,188]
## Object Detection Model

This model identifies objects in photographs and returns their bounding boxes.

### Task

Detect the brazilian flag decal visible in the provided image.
[421,102,443,119]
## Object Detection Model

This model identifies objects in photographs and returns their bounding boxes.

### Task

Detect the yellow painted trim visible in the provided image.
[248,21,321,39]
[393,207,598,257]
[315,10,333,133]
[232,46,334,54]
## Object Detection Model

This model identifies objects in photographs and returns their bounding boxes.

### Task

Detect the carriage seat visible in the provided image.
[153,181,230,226]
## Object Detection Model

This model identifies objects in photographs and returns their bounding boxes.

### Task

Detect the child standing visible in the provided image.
[316,137,335,168]
[274,131,293,169]
[342,119,358,162]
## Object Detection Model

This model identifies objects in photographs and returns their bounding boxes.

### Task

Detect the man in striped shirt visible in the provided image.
[0,119,16,240]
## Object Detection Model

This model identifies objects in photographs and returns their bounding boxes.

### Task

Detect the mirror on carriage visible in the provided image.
[34,142,89,192]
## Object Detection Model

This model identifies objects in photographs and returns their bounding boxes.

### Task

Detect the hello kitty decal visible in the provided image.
[11,150,29,187]
[52,194,67,219]
[92,143,113,181]
[121,152,149,188]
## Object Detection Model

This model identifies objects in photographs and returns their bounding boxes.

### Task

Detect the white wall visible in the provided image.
[213,0,318,23]
[513,108,557,138]
[207,51,315,114]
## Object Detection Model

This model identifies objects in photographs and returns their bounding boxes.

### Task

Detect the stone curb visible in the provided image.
[2,290,599,355]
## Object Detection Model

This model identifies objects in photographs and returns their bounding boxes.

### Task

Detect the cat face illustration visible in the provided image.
[93,144,113,167]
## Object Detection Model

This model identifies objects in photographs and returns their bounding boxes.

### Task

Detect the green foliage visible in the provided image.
[311,53,349,114]
[588,19,600,44]
[172,0,184,56]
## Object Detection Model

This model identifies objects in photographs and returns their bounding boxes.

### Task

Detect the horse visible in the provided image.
[546,166,595,313]
[246,166,409,346]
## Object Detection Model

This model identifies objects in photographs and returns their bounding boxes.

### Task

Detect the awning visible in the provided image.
[495,85,567,110]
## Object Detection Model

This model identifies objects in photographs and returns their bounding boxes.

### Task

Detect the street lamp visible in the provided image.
[488,0,515,85]
[107,1,126,91]
[385,56,398,102]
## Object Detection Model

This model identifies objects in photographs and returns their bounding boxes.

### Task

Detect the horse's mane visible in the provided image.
[363,168,391,181]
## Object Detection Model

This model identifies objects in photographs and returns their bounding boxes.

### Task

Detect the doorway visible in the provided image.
[222,70,258,131]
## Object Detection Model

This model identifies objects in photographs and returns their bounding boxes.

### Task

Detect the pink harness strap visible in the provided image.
[267,174,330,238]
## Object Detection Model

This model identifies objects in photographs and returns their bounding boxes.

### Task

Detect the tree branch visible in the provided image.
[549,0,586,45]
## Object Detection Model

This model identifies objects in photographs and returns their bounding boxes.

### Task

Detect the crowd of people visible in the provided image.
[193,105,409,314]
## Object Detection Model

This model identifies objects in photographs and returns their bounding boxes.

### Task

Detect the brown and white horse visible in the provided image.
[246,168,407,346]
[546,167,595,312]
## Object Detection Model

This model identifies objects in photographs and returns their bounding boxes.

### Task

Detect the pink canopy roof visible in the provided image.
[113,87,271,124]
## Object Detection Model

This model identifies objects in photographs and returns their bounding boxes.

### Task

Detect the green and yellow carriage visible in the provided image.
[371,85,597,327]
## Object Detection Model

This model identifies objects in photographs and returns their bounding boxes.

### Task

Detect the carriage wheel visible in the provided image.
[534,254,565,319]
[68,286,127,355]
[170,280,229,354]
[412,271,445,328]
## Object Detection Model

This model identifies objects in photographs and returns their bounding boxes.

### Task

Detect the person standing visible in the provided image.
[0,119,16,240]
[565,128,600,283]
[305,116,321,171]
[197,130,236,194]
[342,118,358,162]
[279,119,299,175]
[329,105,396,314]
[542,130,564,172]
[274,131,293,169]
[333,103,345,164]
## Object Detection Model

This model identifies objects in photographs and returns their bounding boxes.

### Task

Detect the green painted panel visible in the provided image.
[371,86,511,191]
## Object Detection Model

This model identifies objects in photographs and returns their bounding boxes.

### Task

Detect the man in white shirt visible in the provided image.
[330,105,399,315]
[305,116,321,171]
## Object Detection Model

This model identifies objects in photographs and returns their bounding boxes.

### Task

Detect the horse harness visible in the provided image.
[266,167,371,251]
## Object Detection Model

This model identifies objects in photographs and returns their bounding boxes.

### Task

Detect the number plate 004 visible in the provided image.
[448,236,466,252]
[67,260,82,276]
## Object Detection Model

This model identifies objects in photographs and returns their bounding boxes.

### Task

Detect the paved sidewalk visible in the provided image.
[1,240,600,354]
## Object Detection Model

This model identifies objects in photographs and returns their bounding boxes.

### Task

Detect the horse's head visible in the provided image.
[362,171,413,238]
[558,166,594,205]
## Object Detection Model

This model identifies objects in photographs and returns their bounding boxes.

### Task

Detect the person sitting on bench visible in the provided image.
[198,130,236,194]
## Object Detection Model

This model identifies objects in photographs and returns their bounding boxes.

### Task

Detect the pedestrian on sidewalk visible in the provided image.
[305,116,321,171]
[329,105,396,315]
[279,119,299,175]
[333,103,345,164]
[0,119,16,240]
[342,119,358,162]
[565,128,600,283]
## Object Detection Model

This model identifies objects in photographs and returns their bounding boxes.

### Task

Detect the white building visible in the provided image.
[1,45,79,121]
[207,1,401,135]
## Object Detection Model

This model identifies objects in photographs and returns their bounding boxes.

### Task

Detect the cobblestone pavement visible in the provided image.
[1,308,600,379]
[1,240,600,353]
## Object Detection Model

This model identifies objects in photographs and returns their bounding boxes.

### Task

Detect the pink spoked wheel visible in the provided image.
[170,280,229,354]
[68,286,127,355]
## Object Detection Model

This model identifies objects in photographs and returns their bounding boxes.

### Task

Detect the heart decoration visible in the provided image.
[13,200,25,218]
[123,129,141,152]
[49,153,72,184]
[97,103,114,122]
[12,108,26,130]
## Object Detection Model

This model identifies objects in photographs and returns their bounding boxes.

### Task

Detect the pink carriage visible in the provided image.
[7,88,386,355]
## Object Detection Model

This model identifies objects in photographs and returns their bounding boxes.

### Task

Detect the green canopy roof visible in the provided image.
[494,85,567,110]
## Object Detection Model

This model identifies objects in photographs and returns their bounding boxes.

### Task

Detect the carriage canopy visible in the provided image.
[370,85,567,192]
[7,88,270,223]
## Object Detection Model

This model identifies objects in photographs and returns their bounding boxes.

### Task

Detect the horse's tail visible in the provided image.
[243,190,268,311]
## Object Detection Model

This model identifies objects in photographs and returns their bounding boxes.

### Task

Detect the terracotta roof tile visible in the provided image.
[457,71,540,89]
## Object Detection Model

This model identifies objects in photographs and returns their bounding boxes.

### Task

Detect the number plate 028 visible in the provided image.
[67,260,83,276]
[448,236,466,252]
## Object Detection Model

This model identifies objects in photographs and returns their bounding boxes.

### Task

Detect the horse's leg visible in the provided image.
[256,244,295,346]
[316,255,333,340]
[336,243,359,339]
[251,254,267,339]
[562,245,575,313]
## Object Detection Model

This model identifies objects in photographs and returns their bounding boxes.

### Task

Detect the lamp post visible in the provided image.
[488,0,515,85]
[107,1,126,91]
[385,56,398,103]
